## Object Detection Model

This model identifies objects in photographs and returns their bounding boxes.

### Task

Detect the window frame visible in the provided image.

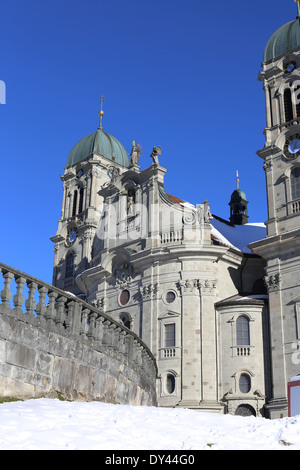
[164,323,176,348]
[236,315,250,346]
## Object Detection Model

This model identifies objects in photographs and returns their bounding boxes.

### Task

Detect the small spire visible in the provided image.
[236,170,240,189]
[295,0,300,18]
[98,94,105,129]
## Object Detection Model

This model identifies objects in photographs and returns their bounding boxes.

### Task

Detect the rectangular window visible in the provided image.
[291,167,300,200]
[65,255,74,279]
[165,323,175,348]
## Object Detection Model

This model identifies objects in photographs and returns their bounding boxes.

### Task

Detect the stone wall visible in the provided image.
[0,263,157,406]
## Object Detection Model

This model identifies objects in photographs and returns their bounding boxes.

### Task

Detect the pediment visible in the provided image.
[158,310,180,320]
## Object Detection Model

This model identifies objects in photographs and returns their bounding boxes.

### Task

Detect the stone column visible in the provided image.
[264,272,288,417]
[177,279,202,407]
[199,279,223,411]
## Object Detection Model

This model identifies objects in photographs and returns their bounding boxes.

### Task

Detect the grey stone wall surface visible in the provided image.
[0,263,157,406]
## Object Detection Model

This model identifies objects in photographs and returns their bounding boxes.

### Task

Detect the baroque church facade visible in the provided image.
[51,7,300,419]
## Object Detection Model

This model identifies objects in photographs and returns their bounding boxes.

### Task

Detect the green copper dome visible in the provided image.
[66,127,129,168]
[230,188,247,202]
[263,17,300,63]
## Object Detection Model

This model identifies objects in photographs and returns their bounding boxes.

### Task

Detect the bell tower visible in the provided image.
[51,99,130,296]
[229,171,249,225]
[250,1,300,418]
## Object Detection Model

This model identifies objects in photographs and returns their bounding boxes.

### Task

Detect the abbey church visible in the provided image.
[50,5,300,419]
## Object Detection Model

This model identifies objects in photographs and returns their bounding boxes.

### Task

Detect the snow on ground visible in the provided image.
[0,399,300,450]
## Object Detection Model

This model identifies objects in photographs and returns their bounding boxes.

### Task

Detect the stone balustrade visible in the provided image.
[0,262,157,405]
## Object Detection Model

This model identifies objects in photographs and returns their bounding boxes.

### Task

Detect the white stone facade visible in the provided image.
[51,11,300,418]
[51,143,268,417]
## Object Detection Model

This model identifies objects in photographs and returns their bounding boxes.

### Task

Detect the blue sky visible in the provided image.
[0,0,296,283]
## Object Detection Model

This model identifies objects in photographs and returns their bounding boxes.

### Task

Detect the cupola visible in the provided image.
[66,97,129,169]
[229,172,249,225]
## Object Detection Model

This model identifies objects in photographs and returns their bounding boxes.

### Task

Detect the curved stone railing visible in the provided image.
[0,262,157,405]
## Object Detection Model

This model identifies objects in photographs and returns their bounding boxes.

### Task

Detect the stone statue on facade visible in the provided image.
[150,146,162,165]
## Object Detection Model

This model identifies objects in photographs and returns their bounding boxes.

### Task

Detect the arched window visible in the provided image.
[291,167,300,200]
[65,253,74,279]
[166,374,176,394]
[239,374,251,393]
[295,82,300,118]
[284,88,294,122]
[72,190,78,217]
[236,316,250,346]
[235,404,256,416]
[78,187,84,214]
[119,313,131,329]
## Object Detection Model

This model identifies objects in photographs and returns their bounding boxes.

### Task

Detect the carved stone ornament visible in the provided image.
[139,283,159,301]
[182,211,196,225]
[263,160,273,172]
[92,297,105,313]
[107,165,120,183]
[177,279,216,295]
[177,279,199,294]
[113,262,133,288]
[264,273,281,292]
[199,279,217,294]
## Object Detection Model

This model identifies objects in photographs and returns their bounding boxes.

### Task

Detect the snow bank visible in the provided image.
[0,398,300,450]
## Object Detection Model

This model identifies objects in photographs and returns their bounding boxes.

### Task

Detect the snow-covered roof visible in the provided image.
[210,216,267,254]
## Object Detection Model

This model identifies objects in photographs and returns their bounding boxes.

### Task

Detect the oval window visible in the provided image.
[239,374,251,393]
[120,289,130,306]
[166,374,176,394]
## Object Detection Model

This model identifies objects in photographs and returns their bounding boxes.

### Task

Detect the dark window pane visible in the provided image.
[236,316,250,345]
[239,374,251,393]
[166,374,175,394]
[165,324,175,347]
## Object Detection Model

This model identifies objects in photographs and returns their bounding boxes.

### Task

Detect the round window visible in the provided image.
[165,291,176,304]
[120,289,130,306]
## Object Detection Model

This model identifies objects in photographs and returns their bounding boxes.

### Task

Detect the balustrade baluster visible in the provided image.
[25,282,37,320]
[65,301,75,334]
[94,316,104,350]
[119,331,128,359]
[0,272,14,313]
[133,339,140,365]
[79,308,90,338]
[110,324,118,351]
[56,296,67,333]
[45,291,58,329]
[91,314,102,348]
[13,277,26,316]
[87,311,97,342]
[102,320,113,350]
[115,327,122,356]
[35,286,48,326]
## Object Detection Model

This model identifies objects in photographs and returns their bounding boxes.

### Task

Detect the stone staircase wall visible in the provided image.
[0,263,157,406]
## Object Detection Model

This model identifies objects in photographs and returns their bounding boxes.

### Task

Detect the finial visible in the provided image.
[295,0,300,18]
[236,170,240,189]
[98,94,105,129]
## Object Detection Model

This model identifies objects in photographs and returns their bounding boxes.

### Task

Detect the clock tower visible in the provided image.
[51,103,130,296]
[250,2,300,418]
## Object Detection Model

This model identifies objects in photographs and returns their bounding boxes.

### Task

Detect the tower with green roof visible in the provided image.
[50,101,131,295]
[250,1,300,418]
